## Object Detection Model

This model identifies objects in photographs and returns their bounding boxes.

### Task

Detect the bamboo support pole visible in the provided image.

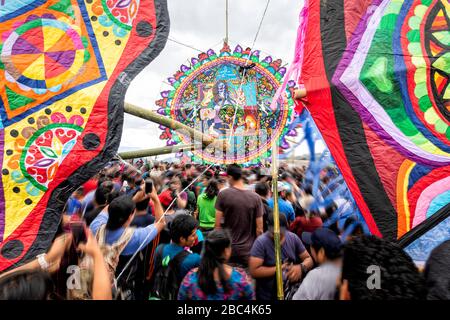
[271,141,284,300]
[123,103,215,148]
[118,143,199,159]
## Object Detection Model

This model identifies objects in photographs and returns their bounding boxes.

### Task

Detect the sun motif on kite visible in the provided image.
[19,115,84,192]
[425,0,450,122]
[157,43,297,165]
[1,15,90,94]
[0,10,106,127]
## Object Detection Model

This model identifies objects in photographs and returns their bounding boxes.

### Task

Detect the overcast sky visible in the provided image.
[121,0,323,157]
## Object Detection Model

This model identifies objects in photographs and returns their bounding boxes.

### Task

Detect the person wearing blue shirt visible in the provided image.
[90,189,165,256]
[267,182,296,223]
[153,214,201,282]
[66,196,82,216]
[65,188,84,216]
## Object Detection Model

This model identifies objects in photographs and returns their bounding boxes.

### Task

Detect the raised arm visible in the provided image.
[77,229,112,300]
[149,185,164,221]
[176,192,187,209]
[0,233,72,279]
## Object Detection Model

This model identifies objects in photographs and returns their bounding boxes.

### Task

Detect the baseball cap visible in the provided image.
[219,171,227,177]
[302,228,342,258]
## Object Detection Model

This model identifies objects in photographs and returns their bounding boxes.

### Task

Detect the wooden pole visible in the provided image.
[123,103,215,148]
[118,143,198,160]
[271,141,284,300]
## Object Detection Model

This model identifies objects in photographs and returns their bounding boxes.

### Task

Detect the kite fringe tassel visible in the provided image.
[269,0,309,112]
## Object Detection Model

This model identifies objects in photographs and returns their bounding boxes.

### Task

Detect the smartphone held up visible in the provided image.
[145,178,153,194]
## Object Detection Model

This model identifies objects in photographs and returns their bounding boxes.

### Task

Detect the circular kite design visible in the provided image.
[337,0,450,167]
[401,0,450,149]
[425,0,450,122]
[20,122,83,192]
[157,43,296,165]
[1,15,88,94]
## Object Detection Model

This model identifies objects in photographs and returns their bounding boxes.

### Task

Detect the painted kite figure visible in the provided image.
[157,43,299,165]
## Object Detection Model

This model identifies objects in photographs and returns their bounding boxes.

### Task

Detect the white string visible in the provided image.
[168,37,203,52]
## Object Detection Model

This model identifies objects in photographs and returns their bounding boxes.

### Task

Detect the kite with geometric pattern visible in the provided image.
[0,0,169,272]
[301,0,450,253]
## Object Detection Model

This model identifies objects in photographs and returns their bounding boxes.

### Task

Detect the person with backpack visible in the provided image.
[87,194,165,298]
[115,194,157,300]
[150,214,201,300]
[90,194,165,257]
[177,229,255,300]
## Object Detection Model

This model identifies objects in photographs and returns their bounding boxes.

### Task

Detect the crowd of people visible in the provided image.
[0,160,448,300]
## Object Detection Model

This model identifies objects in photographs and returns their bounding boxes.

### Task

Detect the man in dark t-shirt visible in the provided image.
[215,164,264,267]
[249,213,314,300]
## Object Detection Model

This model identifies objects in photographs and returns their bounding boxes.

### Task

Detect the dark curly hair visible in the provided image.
[169,214,199,244]
[424,240,450,300]
[342,235,427,300]
[0,269,56,300]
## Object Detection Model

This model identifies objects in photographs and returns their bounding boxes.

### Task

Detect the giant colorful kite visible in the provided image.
[156,43,298,165]
[300,0,450,253]
[0,0,169,272]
